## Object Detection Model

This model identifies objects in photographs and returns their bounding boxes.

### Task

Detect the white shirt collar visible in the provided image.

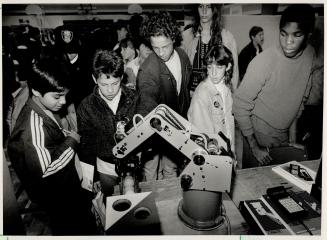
[98,87,122,114]
[70,54,79,64]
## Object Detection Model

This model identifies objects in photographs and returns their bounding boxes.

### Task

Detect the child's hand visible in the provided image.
[68,130,80,143]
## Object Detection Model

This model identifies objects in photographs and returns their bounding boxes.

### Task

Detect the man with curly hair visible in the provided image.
[137,11,192,180]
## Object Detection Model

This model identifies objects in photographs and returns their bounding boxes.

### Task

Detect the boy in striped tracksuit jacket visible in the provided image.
[7,55,97,235]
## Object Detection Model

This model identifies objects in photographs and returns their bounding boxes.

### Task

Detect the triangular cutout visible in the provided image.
[105,191,151,230]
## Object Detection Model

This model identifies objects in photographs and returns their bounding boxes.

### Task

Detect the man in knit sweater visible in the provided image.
[233,4,320,167]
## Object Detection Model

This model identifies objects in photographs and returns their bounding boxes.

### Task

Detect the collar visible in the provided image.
[203,78,226,95]
[165,50,178,65]
[70,54,79,64]
[27,98,63,129]
[276,43,312,63]
[156,48,186,75]
[93,84,136,105]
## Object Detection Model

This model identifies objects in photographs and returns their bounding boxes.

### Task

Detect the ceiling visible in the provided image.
[2,4,194,15]
[2,4,323,16]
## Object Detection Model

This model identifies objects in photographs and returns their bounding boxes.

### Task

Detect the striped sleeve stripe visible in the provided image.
[38,114,51,165]
[30,111,51,173]
[42,147,75,178]
[44,147,74,172]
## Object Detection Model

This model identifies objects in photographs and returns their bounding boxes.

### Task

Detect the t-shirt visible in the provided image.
[98,88,122,114]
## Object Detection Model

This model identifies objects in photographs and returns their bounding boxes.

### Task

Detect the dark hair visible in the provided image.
[28,55,70,96]
[137,37,152,50]
[128,14,144,40]
[191,4,223,46]
[249,26,263,40]
[140,11,182,46]
[204,45,234,90]
[115,20,129,32]
[119,37,138,58]
[92,50,124,79]
[119,37,135,49]
[280,4,315,35]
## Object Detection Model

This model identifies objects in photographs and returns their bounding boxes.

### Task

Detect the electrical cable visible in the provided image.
[132,114,144,128]
[298,219,313,235]
[155,105,185,130]
[221,203,231,235]
[190,132,209,150]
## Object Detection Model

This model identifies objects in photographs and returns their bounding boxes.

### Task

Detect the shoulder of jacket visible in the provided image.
[243,46,278,78]
[313,52,323,68]
[182,28,194,39]
[19,106,45,136]
[26,100,50,119]
[239,43,251,55]
[16,104,33,124]
[80,93,94,105]
[252,46,276,63]
[221,29,236,42]
[139,53,160,72]
[122,85,138,100]
[176,47,188,58]
[77,94,97,112]
[193,80,212,97]
[176,48,192,67]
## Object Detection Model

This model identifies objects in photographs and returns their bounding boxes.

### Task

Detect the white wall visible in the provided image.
[2,14,132,29]
[224,15,324,54]
[224,15,280,53]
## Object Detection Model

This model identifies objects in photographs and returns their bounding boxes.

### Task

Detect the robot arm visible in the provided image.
[112,104,234,193]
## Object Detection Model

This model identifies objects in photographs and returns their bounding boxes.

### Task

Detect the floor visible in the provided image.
[6,152,52,235]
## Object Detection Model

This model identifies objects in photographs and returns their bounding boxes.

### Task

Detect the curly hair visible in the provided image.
[191,4,223,47]
[204,45,234,91]
[92,49,124,79]
[119,37,138,58]
[140,11,182,46]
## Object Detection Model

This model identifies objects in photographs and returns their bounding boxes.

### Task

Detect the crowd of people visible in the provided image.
[3,4,323,235]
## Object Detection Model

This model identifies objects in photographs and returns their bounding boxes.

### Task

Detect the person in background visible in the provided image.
[297,39,324,160]
[119,37,139,88]
[188,45,235,157]
[120,37,153,89]
[128,13,145,41]
[3,30,21,144]
[238,26,264,81]
[182,4,239,94]
[113,21,129,51]
[137,38,153,66]
[54,25,95,108]
[233,4,321,168]
[77,50,139,197]
[137,11,192,180]
[7,55,97,235]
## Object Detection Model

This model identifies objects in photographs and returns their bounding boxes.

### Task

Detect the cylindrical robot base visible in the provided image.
[177,190,224,230]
